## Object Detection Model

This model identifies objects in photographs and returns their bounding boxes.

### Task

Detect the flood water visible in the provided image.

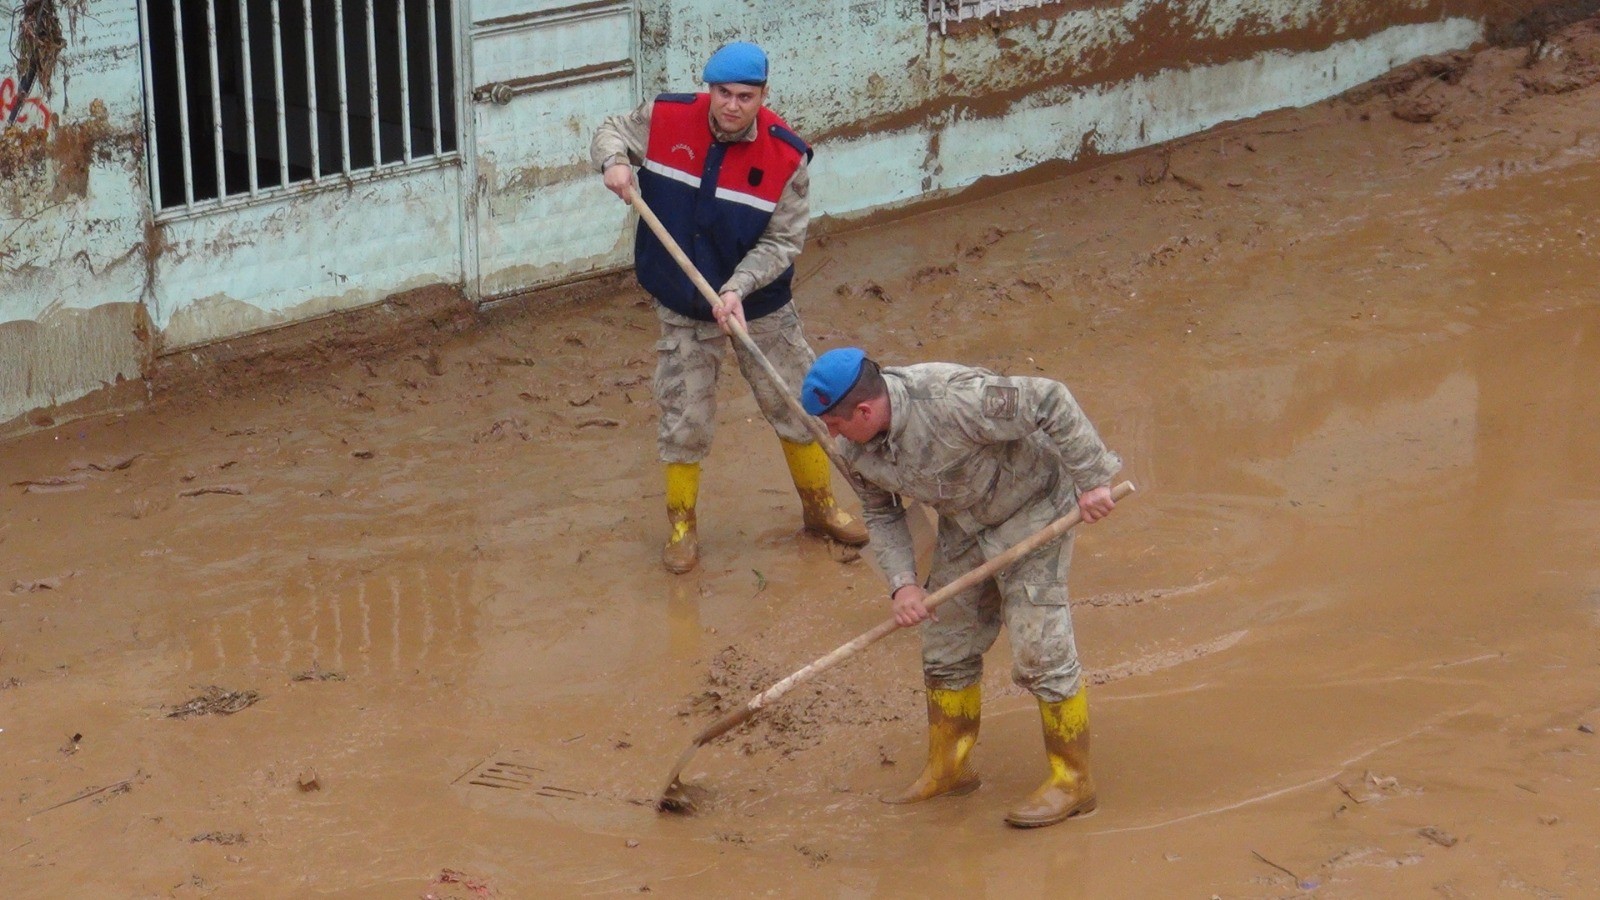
[3,25,1599,899]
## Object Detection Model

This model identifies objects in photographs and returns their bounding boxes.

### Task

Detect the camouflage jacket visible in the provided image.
[834,364,1121,586]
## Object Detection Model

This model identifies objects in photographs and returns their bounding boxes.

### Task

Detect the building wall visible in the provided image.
[1,1,151,427]
[2,0,1494,432]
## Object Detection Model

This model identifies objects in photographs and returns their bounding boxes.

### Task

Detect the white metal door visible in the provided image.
[465,0,637,300]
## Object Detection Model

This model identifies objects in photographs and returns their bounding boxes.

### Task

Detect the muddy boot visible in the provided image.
[661,462,700,574]
[883,684,982,804]
[780,439,868,546]
[1005,689,1097,828]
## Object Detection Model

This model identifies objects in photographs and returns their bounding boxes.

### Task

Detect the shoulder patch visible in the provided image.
[656,92,697,104]
[768,124,813,162]
[982,384,1019,420]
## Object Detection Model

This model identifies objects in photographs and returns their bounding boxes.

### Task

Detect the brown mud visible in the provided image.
[5,19,1600,898]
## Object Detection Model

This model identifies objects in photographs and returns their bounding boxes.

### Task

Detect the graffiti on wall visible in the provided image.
[4,0,64,131]
[1,75,52,131]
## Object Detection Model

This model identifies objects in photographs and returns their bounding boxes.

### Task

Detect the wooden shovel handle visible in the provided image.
[628,190,842,458]
[688,481,1137,746]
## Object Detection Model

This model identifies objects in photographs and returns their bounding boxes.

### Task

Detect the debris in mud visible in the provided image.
[351,450,375,459]
[166,686,261,718]
[794,844,831,867]
[910,262,958,285]
[190,831,247,845]
[576,417,620,429]
[13,473,91,490]
[1,677,20,690]
[834,280,891,303]
[1577,722,1594,734]
[473,418,530,443]
[827,541,861,564]
[69,453,143,472]
[12,572,73,592]
[430,867,494,898]
[1418,826,1458,848]
[1343,51,1474,104]
[298,769,321,792]
[291,663,346,682]
[59,732,81,755]
[33,771,146,815]
[178,484,250,498]
[683,645,901,757]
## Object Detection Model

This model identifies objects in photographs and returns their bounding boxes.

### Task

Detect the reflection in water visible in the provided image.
[176,558,479,675]
[667,580,704,660]
[1134,306,1600,515]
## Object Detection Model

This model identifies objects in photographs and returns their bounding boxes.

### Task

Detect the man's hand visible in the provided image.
[714,291,746,335]
[891,584,935,628]
[1078,484,1116,523]
[603,163,635,202]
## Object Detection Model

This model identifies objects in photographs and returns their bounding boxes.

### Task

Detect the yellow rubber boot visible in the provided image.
[661,462,700,574]
[1004,689,1098,827]
[883,684,982,804]
[780,439,868,546]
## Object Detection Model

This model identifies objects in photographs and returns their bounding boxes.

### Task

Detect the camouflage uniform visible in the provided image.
[592,100,813,462]
[834,364,1121,702]
[654,303,817,462]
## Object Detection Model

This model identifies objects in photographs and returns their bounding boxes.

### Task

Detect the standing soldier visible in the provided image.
[800,348,1121,827]
[591,42,867,574]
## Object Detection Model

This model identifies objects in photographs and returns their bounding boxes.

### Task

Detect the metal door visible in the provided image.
[464,0,637,300]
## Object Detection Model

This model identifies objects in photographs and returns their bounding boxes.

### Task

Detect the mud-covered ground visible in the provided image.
[5,19,1600,899]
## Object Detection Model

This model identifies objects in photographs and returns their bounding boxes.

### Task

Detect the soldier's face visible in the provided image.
[822,405,879,443]
[709,83,765,134]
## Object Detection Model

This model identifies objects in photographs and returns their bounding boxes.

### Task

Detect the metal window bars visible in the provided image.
[139,0,458,215]
[927,0,1059,34]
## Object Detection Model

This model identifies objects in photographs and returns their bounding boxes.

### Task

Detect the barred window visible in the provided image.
[927,0,1065,33]
[139,0,459,214]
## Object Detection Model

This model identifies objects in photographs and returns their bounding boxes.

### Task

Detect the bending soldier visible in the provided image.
[801,348,1120,827]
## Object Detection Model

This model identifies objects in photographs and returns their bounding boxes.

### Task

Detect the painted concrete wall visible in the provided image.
[637,0,1483,217]
[2,0,1495,432]
[1,1,150,425]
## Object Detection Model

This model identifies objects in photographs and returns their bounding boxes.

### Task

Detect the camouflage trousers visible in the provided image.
[919,489,1083,703]
[652,302,818,463]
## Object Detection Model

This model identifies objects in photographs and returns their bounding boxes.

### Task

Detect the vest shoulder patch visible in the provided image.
[767,124,813,162]
[656,92,697,104]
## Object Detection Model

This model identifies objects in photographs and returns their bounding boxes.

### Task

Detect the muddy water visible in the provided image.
[5,27,1600,899]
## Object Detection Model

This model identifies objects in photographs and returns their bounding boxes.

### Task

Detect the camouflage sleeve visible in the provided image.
[590,99,652,172]
[718,159,810,299]
[953,375,1121,493]
[856,472,918,587]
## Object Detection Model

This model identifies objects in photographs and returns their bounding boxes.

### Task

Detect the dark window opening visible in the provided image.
[143,0,458,211]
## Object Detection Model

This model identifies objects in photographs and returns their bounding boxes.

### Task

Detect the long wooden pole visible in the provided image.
[628,190,846,469]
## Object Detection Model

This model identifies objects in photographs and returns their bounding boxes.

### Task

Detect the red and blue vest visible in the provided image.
[635,93,812,322]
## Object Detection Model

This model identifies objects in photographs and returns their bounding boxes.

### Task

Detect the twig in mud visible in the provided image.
[1335,781,1366,804]
[177,484,249,498]
[1171,172,1204,191]
[33,773,141,815]
[450,753,493,786]
[1251,850,1303,883]
[794,256,834,289]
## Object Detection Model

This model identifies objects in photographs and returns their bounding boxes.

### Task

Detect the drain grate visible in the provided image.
[456,754,592,800]
[468,760,544,791]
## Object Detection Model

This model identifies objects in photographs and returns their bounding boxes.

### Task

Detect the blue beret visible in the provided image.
[801,348,866,416]
[703,42,768,86]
